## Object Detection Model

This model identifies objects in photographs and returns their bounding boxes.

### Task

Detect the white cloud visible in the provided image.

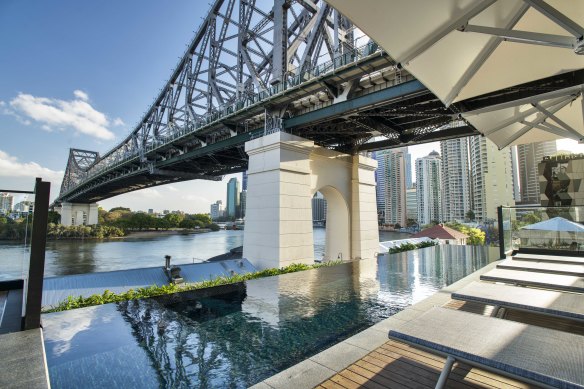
[0,101,5,106]
[166,185,179,192]
[73,90,89,101]
[112,117,125,126]
[181,194,210,203]
[138,188,162,199]
[0,150,63,186]
[8,91,115,140]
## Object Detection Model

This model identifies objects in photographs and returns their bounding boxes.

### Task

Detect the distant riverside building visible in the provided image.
[469,136,515,222]
[13,201,32,213]
[412,224,468,245]
[374,148,407,226]
[440,138,471,222]
[226,177,240,219]
[240,190,247,218]
[242,171,248,191]
[406,187,417,223]
[0,193,14,214]
[510,146,521,202]
[312,192,327,222]
[416,151,442,225]
[210,200,223,220]
[405,149,412,189]
[539,153,584,207]
[517,141,557,204]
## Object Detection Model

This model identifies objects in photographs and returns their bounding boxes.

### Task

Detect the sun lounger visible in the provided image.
[452,281,584,322]
[497,259,584,277]
[480,268,584,293]
[388,307,584,389]
[512,253,584,265]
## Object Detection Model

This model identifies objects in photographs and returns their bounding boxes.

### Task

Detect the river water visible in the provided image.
[0,229,407,279]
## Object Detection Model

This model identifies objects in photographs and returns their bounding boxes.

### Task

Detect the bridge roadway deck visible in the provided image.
[58,43,483,204]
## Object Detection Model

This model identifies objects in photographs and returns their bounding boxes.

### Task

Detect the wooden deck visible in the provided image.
[316,339,540,389]
[316,298,584,389]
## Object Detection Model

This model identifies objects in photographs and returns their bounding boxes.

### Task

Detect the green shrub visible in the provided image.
[388,240,438,254]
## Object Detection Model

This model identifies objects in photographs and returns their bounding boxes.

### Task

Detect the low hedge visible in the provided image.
[43,261,342,313]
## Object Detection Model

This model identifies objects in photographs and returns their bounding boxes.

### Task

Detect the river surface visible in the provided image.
[0,229,407,279]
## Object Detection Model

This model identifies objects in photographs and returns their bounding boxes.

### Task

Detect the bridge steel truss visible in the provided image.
[58,0,484,204]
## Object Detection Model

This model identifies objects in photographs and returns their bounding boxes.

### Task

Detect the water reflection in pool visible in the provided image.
[43,245,498,388]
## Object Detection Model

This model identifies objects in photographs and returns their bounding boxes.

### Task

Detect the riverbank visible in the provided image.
[125,228,211,238]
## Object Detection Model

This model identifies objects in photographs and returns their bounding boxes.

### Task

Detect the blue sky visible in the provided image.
[0,0,240,212]
[1,1,583,213]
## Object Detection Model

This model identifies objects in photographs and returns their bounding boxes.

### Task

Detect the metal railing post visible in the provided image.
[24,178,50,330]
[497,206,505,259]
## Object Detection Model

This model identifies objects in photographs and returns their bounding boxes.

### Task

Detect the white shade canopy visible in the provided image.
[326,0,584,147]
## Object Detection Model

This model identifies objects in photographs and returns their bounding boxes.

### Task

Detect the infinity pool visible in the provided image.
[42,245,497,388]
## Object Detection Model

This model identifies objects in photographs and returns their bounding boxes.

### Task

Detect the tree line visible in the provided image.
[0,207,219,241]
[98,207,219,231]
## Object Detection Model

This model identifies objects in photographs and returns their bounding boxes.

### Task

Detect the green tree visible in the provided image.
[164,213,184,228]
[466,210,475,221]
[129,213,154,230]
[523,212,542,225]
[109,207,131,212]
[465,227,486,245]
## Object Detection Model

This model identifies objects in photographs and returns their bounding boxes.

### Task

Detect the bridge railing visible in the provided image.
[63,42,384,197]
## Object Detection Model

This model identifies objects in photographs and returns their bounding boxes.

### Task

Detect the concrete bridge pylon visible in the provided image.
[243,132,379,270]
[57,202,99,226]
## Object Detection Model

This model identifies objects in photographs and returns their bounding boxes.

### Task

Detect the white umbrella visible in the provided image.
[326,0,584,146]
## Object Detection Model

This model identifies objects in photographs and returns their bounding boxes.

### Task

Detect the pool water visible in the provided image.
[42,245,498,388]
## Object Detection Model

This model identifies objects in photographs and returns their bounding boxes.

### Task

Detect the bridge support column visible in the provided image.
[59,202,99,226]
[244,132,314,270]
[243,132,378,269]
[351,155,379,260]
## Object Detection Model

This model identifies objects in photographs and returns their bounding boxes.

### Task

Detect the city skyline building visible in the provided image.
[226,177,240,219]
[468,136,515,222]
[405,148,412,189]
[510,146,521,202]
[240,190,247,218]
[517,141,557,204]
[242,171,248,191]
[416,151,442,225]
[374,148,407,226]
[440,138,471,222]
[210,200,223,220]
[311,192,327,222]
[0,193,14,215]
[406,187,417,223]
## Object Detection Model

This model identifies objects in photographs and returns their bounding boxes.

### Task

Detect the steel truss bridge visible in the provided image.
[56,0,581,204]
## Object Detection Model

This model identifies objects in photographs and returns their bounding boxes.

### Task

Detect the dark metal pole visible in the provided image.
[24,178,50,330]
[497,206,505,259]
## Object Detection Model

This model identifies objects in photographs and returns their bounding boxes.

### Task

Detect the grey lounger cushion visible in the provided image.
[480,268,584,293]
[388,307,584,389]
[498,259,584,277]
[452,281,584,321]
[512,253,584,265]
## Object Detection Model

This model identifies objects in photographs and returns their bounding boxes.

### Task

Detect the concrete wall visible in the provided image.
[58,202,98,226]
[243,132,378,269]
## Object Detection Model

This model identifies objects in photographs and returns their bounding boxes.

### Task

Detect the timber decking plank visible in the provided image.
[317,340,542,389]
